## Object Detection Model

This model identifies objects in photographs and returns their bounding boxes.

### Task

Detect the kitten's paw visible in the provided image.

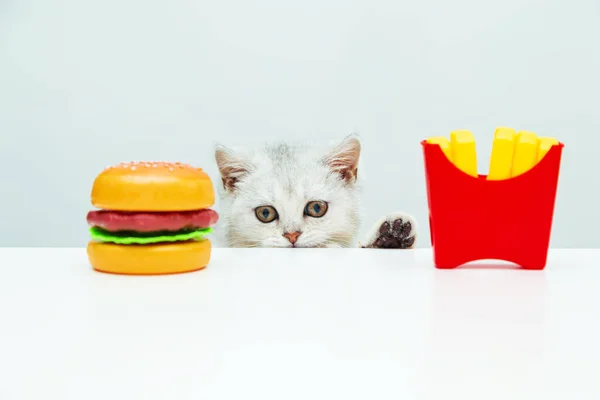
[360,212,417,249]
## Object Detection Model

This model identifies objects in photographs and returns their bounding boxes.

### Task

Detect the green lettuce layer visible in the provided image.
[90,227,212,245]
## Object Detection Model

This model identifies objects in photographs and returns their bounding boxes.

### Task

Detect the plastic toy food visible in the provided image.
[422,128,563,270]
[449,130,478,177]
[511,131,539,177]
[86,161,218,275]
[537,137,559,162]
[487,127,516,180]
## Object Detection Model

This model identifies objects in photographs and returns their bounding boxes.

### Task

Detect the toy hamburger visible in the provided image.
[86,161,218,275]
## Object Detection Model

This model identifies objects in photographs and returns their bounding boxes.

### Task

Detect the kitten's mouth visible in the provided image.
[287,243,325,249]
[265,241,327,249]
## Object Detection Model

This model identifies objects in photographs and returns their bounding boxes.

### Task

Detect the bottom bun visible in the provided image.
[87,239,211,275]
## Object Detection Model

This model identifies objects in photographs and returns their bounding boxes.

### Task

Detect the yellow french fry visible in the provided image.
[512,131,538,177]
[426,136,452,161]
[487,127,516,180]
[450,130,478,177]
[537,136,559,162]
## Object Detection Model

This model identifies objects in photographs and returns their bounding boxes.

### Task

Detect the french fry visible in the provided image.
[426,136,452,161]
[487,127,516,180]
[450,130,478,177]
[427,129,558,181]
[537,136,559,162]
[512,131,538,177]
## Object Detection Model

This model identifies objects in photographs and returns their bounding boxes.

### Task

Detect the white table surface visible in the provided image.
[0,248,599,400]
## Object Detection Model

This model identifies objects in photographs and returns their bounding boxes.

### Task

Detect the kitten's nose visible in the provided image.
[283,231,302,244]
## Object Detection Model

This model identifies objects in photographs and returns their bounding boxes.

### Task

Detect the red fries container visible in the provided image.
[421,140,564,270]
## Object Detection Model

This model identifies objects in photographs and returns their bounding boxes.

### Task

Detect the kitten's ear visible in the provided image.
[215,145,252,192]
[323,135,361,184]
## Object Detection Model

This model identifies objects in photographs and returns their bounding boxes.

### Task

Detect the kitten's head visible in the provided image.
[215,136,361,248]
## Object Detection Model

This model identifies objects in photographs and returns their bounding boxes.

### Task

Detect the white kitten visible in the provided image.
[215,136,417,249]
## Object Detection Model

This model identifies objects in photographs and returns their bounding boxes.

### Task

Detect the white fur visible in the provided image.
[215,137,361,248]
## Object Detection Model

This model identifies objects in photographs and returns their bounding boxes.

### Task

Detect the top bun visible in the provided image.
[91,161,215,211]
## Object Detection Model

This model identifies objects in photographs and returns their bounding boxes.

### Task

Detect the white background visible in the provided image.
[1,0,599,247]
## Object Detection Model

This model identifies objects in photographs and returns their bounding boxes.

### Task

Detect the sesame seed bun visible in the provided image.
[91,161,215,211]
[87,239,211,275]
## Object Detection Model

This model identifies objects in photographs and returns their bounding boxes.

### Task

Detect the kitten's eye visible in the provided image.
[255,206,278,223]
[304,201,328,218]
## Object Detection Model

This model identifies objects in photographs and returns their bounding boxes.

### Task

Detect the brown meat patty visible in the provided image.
[87,209,219,232]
